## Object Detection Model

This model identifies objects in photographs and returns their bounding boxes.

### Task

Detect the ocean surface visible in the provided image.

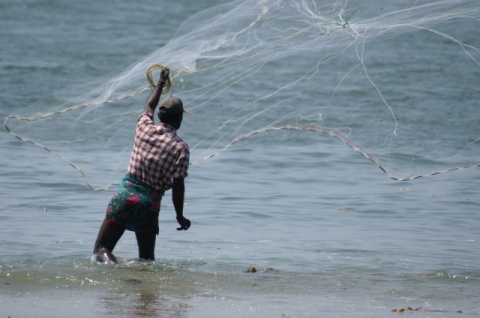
[1,1,479,317]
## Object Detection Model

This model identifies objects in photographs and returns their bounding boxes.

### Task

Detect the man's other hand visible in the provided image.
[176,216,191,231]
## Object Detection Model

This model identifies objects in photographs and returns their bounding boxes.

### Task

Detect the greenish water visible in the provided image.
[1,1,479,317]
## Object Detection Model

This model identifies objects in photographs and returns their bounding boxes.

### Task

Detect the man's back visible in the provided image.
[128,112,189,193]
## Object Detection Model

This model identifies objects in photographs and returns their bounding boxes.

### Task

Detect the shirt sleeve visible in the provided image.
[173,146,190,179]
[135,112,154,136]
[138,112,154,125]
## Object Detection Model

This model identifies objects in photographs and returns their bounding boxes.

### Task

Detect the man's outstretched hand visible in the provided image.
[145,67,170,113]
[176,216,191,231]
[159,68,170,85]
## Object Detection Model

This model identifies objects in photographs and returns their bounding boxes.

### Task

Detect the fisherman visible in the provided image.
[93,68,191,263]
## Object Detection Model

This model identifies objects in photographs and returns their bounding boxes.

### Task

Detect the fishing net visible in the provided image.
[4,0,480,190]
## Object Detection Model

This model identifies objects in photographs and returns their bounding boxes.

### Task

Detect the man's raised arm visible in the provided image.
[144,68,170,114]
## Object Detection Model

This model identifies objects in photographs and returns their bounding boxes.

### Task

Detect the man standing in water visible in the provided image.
[93,68,191,263]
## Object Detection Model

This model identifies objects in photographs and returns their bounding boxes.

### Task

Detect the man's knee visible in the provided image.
[93,219,125,263]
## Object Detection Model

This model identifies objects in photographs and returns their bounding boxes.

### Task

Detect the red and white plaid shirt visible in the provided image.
[127,112,189,192]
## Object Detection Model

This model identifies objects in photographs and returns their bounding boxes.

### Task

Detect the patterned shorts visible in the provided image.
[105,174,164,233]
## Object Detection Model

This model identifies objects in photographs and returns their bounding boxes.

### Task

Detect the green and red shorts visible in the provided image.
[105,174,163,233]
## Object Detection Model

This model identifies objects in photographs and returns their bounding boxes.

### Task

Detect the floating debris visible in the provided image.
[391,307,462,314]
[244,266,278,273]
[392,307,412,313]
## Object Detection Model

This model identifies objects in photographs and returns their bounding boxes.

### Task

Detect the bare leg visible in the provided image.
[135,230,157,261]
[93,219,125,264]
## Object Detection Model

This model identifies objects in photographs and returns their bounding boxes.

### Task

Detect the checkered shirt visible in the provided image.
[127,112,189,192]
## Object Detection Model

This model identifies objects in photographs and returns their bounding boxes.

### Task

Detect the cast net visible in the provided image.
[4,0,480,190]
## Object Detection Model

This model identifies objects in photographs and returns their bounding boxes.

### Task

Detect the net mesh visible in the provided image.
[4,0,480,190]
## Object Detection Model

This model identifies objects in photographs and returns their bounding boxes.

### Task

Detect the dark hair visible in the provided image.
[158,107,183,124]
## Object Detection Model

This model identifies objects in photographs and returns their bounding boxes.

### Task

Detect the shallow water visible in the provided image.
[1,0,479,317]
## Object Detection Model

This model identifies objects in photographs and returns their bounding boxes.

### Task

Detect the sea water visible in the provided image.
[1,1,479,317]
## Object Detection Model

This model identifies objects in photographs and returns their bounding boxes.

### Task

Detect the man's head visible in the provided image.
[158,96,184,129]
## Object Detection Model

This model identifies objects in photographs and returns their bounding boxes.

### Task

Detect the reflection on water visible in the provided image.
[0,258,198,317]
[99,285,189,318]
